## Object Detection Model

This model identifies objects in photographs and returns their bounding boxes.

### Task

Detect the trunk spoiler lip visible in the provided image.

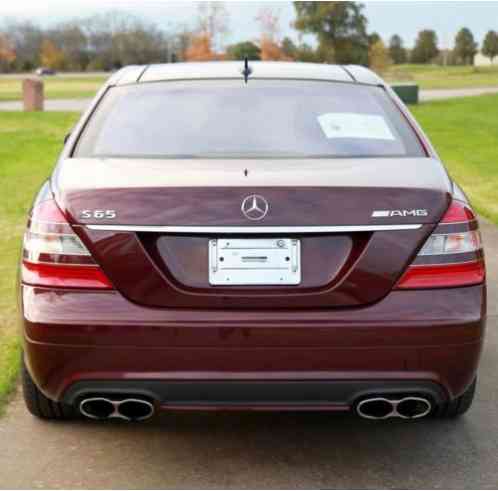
[84,224,422,234]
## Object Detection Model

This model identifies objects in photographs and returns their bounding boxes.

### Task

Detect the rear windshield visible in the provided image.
[74,79,425,159]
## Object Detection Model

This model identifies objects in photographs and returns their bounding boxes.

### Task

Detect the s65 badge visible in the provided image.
[80,210,117,219]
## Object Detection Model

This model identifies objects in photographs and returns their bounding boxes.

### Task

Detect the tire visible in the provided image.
[437,377,477,418]
[21,357,77,420]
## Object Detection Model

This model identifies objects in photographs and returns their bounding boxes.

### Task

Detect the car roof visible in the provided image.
[109,61,384,87]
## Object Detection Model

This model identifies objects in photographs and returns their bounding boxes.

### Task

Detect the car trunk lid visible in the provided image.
[53,157,451,309]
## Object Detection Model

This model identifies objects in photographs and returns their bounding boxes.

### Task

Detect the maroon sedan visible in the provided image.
[19,62,486,422]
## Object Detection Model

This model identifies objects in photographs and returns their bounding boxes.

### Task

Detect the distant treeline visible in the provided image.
[0,2,497,74]
[0,12,184,72]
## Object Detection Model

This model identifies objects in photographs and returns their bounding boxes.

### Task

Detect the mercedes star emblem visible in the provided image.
[241,195,269,221]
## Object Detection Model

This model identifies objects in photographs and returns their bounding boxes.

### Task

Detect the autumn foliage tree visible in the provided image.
[0,34,16,70]
[185,2,229,61]
[197,2,229,53]
[256,7,290,61]
[40,39,65,69]
[184,33,217,61]
[260,37,288,61]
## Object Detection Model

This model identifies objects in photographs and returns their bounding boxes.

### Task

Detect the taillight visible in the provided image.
[21,199,113,289]
[396,200,485,289]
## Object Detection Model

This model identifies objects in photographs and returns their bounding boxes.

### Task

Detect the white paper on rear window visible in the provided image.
[317,112,396,141]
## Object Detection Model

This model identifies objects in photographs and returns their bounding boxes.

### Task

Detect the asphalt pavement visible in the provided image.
[0,219,497,489]
[0,98,91,112]
[420,87,498,101]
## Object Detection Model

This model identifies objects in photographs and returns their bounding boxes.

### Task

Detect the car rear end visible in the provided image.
[19,62,486,420]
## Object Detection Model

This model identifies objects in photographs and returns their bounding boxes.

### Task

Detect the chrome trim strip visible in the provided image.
[86,224,422,233]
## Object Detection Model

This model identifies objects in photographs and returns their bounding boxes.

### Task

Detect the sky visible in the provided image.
[2,1,498,49]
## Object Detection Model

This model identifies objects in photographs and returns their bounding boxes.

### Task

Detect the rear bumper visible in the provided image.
[62,379,448,411]
[21,284,486,405]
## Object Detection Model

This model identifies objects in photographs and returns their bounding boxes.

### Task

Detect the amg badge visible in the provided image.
[372,209,429,218]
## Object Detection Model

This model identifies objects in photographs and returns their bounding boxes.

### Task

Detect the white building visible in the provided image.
[474,52,498,66]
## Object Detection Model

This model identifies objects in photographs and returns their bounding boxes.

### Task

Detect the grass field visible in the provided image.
[0,111,79,413]
[0,64,497,103]
[385,64,498,89]
[411,94,498,223]
[0,94,498,412]
[0,75,108,102]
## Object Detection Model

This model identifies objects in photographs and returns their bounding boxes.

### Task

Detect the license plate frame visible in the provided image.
[208,238,301,286]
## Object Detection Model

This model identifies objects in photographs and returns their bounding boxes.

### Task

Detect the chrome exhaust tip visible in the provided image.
[396,397,432,419]
[356,396,432,420]
[79,397,155,421]
[80,398,116,420]
[357,398,394,420]
[118,399,155,421]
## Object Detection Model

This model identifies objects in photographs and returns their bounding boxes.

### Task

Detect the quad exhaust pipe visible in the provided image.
[80,394,431,421]
[79,397,155,421]
[356,396,432,420]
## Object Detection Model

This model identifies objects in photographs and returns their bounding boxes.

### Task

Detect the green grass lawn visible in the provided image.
[0,75,108,102]
[0,111,79,413]
[0,94,497,413]
[385,64,498,89]
[411,94,498,224]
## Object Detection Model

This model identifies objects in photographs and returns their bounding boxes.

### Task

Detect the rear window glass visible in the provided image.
[74,79,425,159]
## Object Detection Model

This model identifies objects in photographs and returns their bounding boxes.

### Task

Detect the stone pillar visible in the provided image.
[23,78,44,111]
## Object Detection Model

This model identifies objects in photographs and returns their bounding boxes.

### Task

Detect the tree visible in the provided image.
[281,37,297,59]
[172,26,194,62]
[226,41,261,60]
[185,33,217,61]
[295,43,318,62]
[454,27,478,65]
[482,30,498,63]
[368,32,381,47]
[0,34,16,71]
[0,12,184,73]
[411,29,439,63]
[369,39,392,75]
[281,37,319,62]
[260,38,289,61]
[112,25,168,66]
[293,1,369,64]
[256,7,281,42]
[197,2,229,53]
[40,39,65,69]
[47,23,88,70]
[2,20,43,71]
[81,12,171,70]
[389,34,407,64]
[256,7,290,61]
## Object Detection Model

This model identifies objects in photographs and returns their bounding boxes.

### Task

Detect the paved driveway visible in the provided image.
[0,98,91,112]
[1,87,498,112]
[0,219,497,489]
[420,87,498,101]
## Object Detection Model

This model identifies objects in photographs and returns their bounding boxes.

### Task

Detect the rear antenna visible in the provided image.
[242,57,252,84]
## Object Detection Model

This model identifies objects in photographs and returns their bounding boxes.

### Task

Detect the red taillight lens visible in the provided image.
[396,261,485,289]
[440,199,476,223]
[396,200,485,289]
[21,199,113,289]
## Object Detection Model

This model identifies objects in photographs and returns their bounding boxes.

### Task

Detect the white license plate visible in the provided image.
[209,238,301,286]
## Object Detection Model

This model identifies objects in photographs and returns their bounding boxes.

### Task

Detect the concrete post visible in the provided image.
[23,78,44,111]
